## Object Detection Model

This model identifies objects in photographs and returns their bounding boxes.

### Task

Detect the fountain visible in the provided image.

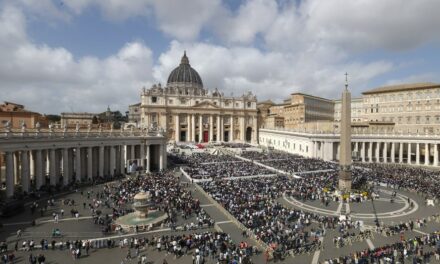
[115,191,167,230]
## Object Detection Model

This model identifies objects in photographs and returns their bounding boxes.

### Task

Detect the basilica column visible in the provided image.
[220,116,224,142]
[407,143,412,164]
[383,142,388,163]
[99,146,104,177]
[434,144,439,167]
[21,150,30,193]
[87,147,93,180]
[49,149,57,186]
[191,114,196,142]
[240,116,245,141]
[175,114,180,142]
[5,151,14,198]
[199,115,203,142]
[399,143,403,163]
[209,115,214,142]
[35,150,43,189]
[230,116,234,142]
[63,148,70,186]
[146,145,151,173]
[425,143,429,166]
[159,145,164,171]
[75,147,81,182]
[110,146,116,176]
[416,143,420,165]
[187,115,191,142]
[216,115,221,142]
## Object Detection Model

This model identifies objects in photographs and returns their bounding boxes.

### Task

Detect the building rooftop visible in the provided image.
[362,82,440,95]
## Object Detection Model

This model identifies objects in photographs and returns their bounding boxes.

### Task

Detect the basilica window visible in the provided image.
[247,102,252,108]
[168,99,173,104]
[151,96,157,103]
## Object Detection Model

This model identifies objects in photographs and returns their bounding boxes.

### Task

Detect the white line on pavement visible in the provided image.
[311,237,324,264]
[216,220,233,225]
[413,229,428,235]
[336,202,343,215]
[345,203,350,214]
[200,204,215,207]
[366,238,375,250]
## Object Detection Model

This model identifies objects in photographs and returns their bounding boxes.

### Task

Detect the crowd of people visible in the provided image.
[200,177,343,257]
[355,163,440,199]
[183,161,275,180]
[240,151,338,173]
[322,231,440,264]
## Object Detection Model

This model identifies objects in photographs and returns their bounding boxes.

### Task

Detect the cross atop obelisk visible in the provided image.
[339,72,352,192]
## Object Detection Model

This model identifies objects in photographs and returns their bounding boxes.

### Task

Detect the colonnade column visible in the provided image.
[368,142,373,162]
[130,145,135,164]
[140,144,145,168]
[21,151,30,193]
[361,142,366,162]
[99,146,104,177]
[175,114,180,142]
[120,145,126,174]
[375,142,380,162]
[425,143,429,166]
[416,143,420,165]
[434,144,439,167]
[383,142,388,163]
[390,142,395,163]
[146,145,151,173]
[399,143,403,163]
[87,147,93,180]
[49,149,57,185]
[110,146,116,176]
[75,147,81,182]
[35,150,43,189]
[5,152,14,198]
[63,148,69,186]
[407,143,412,164]
[208,115,212,142]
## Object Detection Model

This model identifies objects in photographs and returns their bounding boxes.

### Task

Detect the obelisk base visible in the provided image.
[338,170,352,192]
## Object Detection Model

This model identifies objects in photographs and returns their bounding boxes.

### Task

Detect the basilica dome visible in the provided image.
[167,52,203,89]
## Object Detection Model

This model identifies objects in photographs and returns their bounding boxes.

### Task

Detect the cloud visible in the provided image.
[0,5,153,114]
[153,41,394,102]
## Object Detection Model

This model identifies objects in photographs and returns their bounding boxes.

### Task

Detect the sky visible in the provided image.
[1,0,440,115]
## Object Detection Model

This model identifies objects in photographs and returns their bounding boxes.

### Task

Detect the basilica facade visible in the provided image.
[139,52,258,143]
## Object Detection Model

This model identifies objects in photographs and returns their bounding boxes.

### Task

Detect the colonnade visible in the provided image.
[259,129,440,167]
[0,129,168,198]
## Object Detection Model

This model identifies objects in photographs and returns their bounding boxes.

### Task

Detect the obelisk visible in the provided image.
[339,73,352,191]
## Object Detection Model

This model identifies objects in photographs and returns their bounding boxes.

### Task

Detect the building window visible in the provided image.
[152,97,157,103]
[169,99,173,104]
[247,102,251,107]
